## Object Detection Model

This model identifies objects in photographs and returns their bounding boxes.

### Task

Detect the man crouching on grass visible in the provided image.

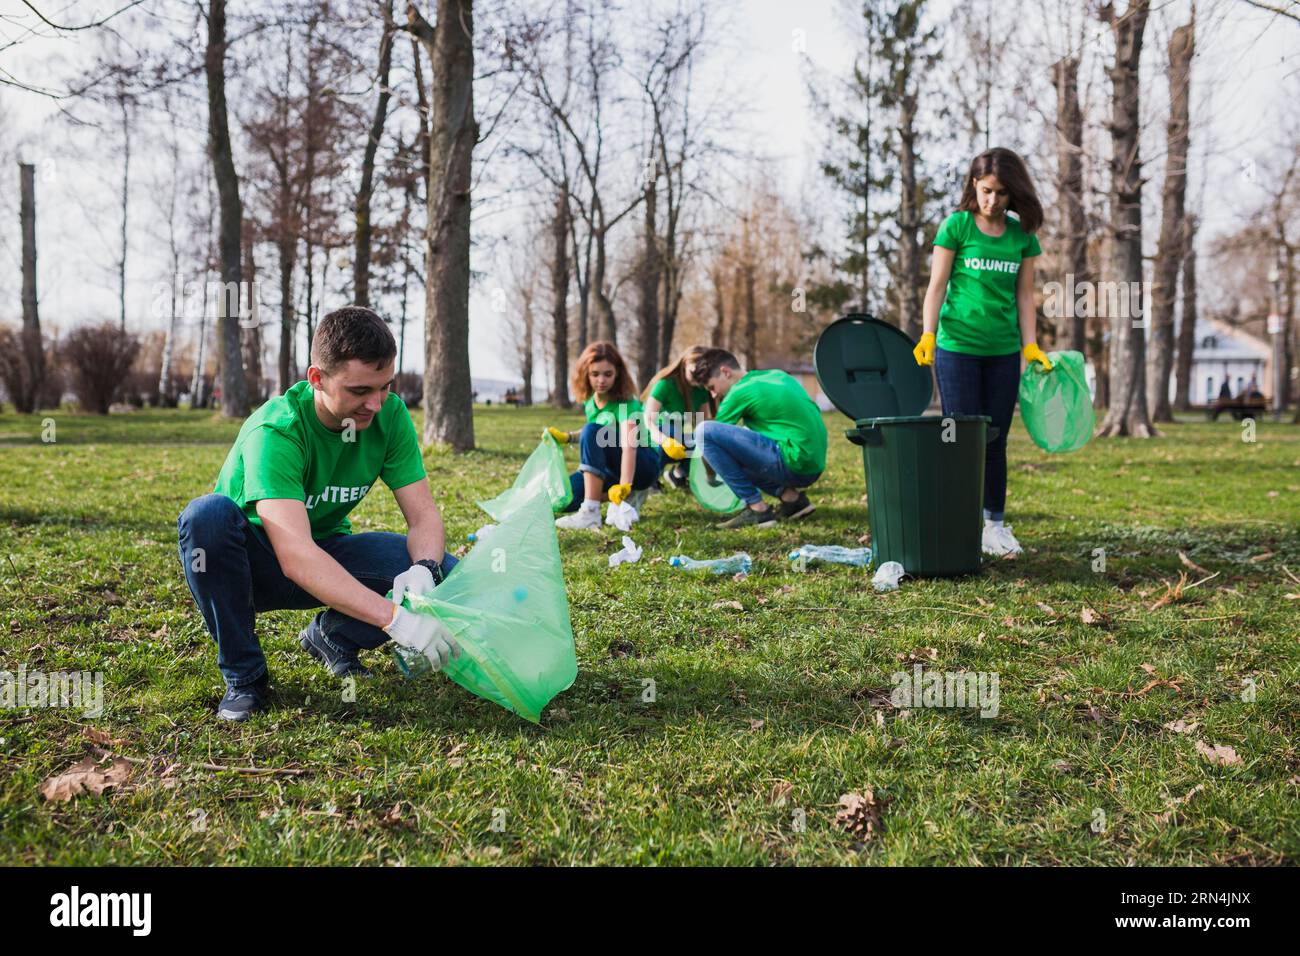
[177,306,460,722]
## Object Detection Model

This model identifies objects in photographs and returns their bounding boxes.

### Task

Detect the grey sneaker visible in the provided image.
[717,506,778,530]
[777,492,815,520]
[217,675,270,722]
[299,618,373,678]
[627,487,652,512]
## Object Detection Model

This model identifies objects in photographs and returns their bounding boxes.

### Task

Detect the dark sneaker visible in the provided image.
[299,619,373,678]
[717,506,778,530]
[777,492,815,520]
[664,463,689,490]
[217,675,269,722]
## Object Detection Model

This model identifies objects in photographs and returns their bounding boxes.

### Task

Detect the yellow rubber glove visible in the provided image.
[545,426,571,443]
[661,437,687,461]
[913,332,936,367]
[1022,342,1053,372]
[607,483,632,505]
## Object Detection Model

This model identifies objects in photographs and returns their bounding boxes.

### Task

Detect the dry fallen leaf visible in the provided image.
[1195,740,1243,767]
[1140,663,1157,675]
[975,596,994,608]
[769,781,794,806]
[1164,719,1199,735]
[835,790,884,841]
[1036,602,1057,616]
[711,600,744,611]
[748,718,765,731]
[1248,551,1275,564]
[1080,606,1104,626]
[81,727,124,747]
[39,755,131,803]
[897,647,938,664]
[1155,783,1206,824]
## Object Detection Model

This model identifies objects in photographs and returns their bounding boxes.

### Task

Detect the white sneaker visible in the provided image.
[982,522,1023,557]
[556,506,602,531]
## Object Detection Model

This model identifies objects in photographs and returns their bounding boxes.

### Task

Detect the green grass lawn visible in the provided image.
[1,403,1297,865]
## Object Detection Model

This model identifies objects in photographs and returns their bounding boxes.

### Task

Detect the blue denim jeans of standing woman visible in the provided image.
[177,493,459,688]
[933,346,1020,521]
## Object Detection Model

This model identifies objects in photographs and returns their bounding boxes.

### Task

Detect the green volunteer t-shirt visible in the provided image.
[715,369,827,476]
[933,210,1041,356]
[649,377,711,432]
[212,380,427,539]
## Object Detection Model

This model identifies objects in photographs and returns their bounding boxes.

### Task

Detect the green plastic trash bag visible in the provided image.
[398,490,577,723]
[1018,349,1095,454]
[689,450,744,514]
[477,434,573,520]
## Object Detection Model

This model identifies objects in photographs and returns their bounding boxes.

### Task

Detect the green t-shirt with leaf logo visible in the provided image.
[933,210,1041,356]
[212,380,426,539]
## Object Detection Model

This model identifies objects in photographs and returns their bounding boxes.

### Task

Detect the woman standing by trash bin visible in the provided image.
[913,147,1053,557]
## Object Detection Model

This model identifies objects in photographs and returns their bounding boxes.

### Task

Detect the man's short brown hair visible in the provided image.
[688,347,740,386]
[311,306,397,374]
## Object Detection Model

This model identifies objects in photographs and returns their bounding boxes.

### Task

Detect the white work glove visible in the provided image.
[392,564,437,607]
[605,501,638,533]
[383,605,461,670]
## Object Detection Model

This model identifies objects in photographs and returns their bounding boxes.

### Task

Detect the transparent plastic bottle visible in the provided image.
[390,643,432,679]
[669,552,752,575]
[788,545,873,568]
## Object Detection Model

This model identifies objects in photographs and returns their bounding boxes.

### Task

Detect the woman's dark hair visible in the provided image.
[311,306,396,373]
[571,341,638,403]
[958,148,1043,234]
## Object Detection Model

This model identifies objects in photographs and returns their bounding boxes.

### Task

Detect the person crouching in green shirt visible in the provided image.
[177,307,460,722]
[689,348,828,530]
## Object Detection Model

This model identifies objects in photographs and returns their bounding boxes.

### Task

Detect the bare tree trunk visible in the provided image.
[18,163,44,413]
[592,212,616,345]
[1096,0,1154,439]
[550,189,571,408]
[521,286,535,406]
[353,0,396,307]
[1051,55,1088,354]
[1147,15,1194,423]
[118,91,131,333]
[206,0,249,418]
[241,228,263,403]
[710,264,726,347]
[743,260,756,368]
[636,171,660,385]
[408,0,477,451]
[1173,214,1198,411]
[896,85,921,341]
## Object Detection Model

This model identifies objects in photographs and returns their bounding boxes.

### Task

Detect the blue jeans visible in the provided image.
[176,493,458,688]
[933,346,1019,521]
[562,422,661,511]
[694,420,820,506]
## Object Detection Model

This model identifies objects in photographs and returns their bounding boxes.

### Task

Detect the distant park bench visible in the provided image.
[502,389,526,407]
[1207,394,1267,421]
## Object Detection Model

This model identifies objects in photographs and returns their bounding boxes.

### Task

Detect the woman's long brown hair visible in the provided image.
[639,345,716,415]
[571,341,638,403]
[957,147,1043,234]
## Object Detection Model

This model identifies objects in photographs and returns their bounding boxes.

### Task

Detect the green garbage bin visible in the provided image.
[813,314,992,577]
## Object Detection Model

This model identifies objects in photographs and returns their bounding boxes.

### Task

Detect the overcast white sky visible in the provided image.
[1,0,1296,388]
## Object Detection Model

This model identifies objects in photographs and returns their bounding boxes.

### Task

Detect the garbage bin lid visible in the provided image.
[813,313,933,420]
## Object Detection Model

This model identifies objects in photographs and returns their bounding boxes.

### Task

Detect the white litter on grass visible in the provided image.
[608,535,643,568]
[872,561,906,592]
[605,501,638,532]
